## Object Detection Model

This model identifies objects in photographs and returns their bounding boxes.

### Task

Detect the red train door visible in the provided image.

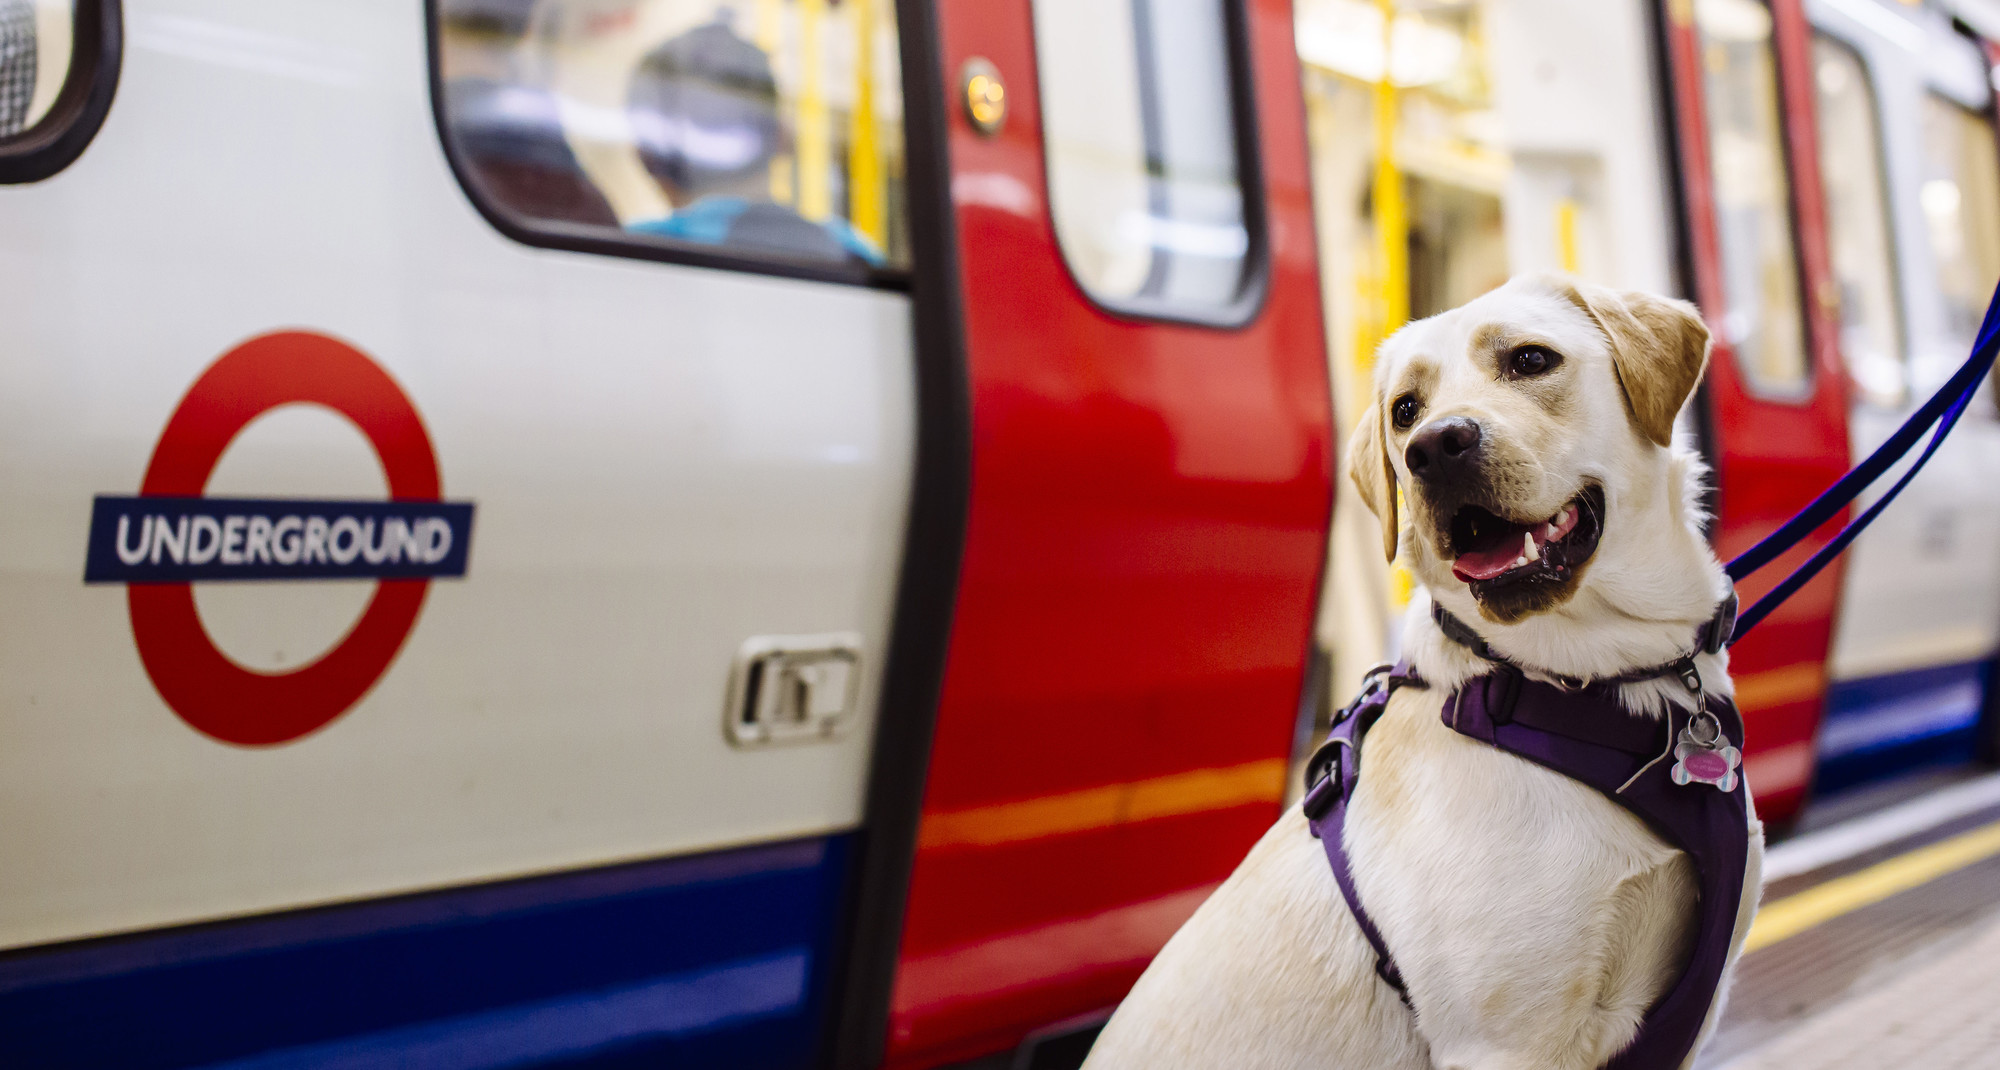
[1661,0,1852,821]
[879,0,1332,1064]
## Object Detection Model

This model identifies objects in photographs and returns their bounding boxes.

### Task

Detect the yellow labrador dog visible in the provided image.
[1084,276,1764,1070]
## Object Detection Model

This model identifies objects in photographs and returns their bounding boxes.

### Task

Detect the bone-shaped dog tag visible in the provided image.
[1669,712,1739,792]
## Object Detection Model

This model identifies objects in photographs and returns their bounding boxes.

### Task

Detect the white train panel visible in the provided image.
[0,0,914,950]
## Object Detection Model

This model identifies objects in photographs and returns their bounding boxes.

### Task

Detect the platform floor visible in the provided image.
[1698,769,2000,1068]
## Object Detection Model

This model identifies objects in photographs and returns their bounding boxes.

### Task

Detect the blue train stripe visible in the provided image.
[1820,680,1981,759]
[1815,661,1990,795]
[201,950,809,1070]
[0,835,851,1069]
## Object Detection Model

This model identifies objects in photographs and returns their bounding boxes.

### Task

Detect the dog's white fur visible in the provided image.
[1084,277,1764,1070]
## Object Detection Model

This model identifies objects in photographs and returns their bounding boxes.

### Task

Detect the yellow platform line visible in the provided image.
[1746,818,2000,952]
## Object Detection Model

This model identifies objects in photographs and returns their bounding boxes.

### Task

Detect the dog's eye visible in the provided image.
[1392,394,1421,429]
[1505,346,1560,379]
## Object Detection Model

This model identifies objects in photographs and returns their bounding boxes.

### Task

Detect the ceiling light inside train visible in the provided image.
[1293,0,1464,88]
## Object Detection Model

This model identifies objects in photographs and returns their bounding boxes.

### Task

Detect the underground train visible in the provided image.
[0,0,1994,1066]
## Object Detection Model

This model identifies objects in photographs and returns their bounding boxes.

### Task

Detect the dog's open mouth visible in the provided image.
[1448,484,1605,593]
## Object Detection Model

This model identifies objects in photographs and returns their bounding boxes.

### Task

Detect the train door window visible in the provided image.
[0,0,118,183]
[1031,0,1259,320]
[1917,92,2000,360]
[432,0,909,278]
[1810,33,1903,407]
[0,0,61,136]
[1693,0,1810,395]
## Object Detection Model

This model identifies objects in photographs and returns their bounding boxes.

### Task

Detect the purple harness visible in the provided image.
[1301,605,1748,1070]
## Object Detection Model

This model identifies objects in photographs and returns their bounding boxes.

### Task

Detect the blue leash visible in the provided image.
[1724,279,2000,644]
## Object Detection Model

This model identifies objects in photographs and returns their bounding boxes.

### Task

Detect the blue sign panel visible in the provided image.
[84,496,476,583]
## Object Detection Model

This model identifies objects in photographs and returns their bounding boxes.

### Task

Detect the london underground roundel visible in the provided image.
[82,332,476,746]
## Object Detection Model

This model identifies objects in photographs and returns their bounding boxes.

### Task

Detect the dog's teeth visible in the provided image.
[1545,524,1560,540]
[1523,532,1540,562]
[1512,555,1527,568]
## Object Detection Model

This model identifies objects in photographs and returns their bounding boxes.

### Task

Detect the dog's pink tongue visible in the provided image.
[1452,546,1522,582]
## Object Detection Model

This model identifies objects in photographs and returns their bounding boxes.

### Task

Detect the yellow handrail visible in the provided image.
[848,0,885,246]
[1369,0,1412,608]
[1371,0,1408,336]
[1557,196,1581,274]
[798,0,832,221]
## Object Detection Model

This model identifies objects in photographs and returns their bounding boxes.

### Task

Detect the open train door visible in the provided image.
[1659,0,1853,820]
[836,0,1335,1065]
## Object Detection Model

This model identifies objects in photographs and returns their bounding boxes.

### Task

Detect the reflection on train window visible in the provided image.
[434,0,908,274]
[0,0,72,139]
[1918,93,2000,361]
[1695,0,1809,394]
[1032,0,1255,316]
[1811,34,1903,407]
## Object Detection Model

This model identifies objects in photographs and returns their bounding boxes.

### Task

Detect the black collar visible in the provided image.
[1430,592,1736,692]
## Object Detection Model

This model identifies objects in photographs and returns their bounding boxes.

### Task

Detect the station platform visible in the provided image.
[1698,769,2000,1068]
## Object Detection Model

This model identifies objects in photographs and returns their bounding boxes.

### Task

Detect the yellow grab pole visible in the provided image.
[848,0,886,246]
[1372,0,1408,336]
[1557,196,1581,274]
[797,0,832,221]
[1372,0,1413,607]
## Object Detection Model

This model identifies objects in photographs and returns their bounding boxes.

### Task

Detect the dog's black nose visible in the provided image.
[1405,417,1483,483]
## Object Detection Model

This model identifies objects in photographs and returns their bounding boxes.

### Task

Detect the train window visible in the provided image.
[432,0,909,280]
[1810,34,1904,408]
[1917,93,2000,362]
[1693,0,1810,395]
[0,0,119,184]
[0,0,62,137]
[1031,0,1259,320]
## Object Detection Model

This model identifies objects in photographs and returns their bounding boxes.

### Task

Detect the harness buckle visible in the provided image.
[1301,736,1354,822]
[1305,664,1403,819]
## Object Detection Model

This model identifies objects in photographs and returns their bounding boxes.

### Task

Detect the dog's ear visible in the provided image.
[1557,280,1712,447]
[1347,397,1399,562]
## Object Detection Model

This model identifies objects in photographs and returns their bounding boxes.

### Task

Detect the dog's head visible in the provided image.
[1350,275,1711,624]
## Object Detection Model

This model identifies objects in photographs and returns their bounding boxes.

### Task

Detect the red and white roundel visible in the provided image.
[117,331,463,746]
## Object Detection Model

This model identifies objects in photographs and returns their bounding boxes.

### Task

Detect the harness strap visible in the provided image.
[1303,662,1749,1070]
[1302,665,1418,1000]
